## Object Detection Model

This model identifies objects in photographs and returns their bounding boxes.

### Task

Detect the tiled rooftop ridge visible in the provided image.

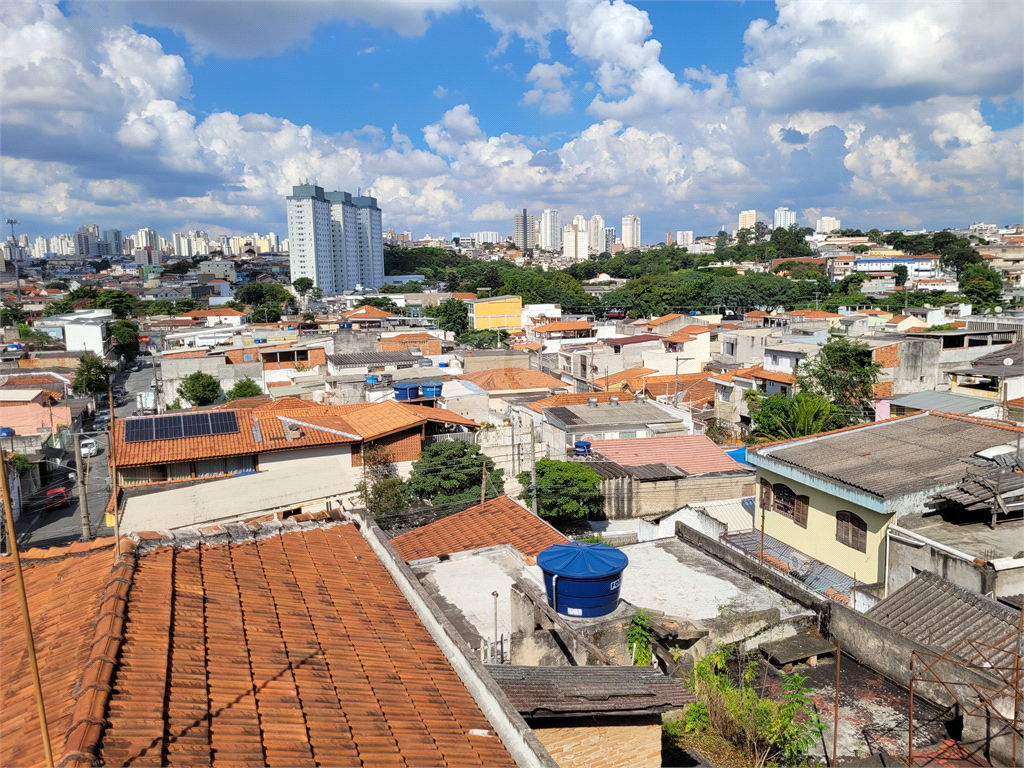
[97,513,516,767]
[0,538,137,768]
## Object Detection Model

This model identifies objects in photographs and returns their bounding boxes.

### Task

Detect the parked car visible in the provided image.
[44,488,72,509]
[80,438,99,457]
[128,363,141,373]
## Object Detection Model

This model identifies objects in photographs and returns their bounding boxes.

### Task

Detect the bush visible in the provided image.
[176,371,221,406]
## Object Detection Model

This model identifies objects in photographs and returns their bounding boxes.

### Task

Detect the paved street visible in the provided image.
[14,359,157,549]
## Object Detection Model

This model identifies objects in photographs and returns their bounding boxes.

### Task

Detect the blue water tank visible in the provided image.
[537,542,628,618]
[438,361,448,368]
[0,427,15,437]
[421,381,443,398]
[365,375,379,385]
[574,440,592,456]
[393,382,420,401]
[725,447,753,466]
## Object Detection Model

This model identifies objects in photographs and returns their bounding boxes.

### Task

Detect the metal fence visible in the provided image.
[478,634,509,664]
[425,431,477,446]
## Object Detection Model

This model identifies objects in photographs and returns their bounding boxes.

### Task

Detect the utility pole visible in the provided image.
[530,426,538,516]
[0,449,54,767]
[6,218,21,301]
[74,433,91,541]
[674,356,680,404]
[480,461,487,505]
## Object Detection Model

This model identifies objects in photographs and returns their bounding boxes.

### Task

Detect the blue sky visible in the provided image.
[3,1,1022,243]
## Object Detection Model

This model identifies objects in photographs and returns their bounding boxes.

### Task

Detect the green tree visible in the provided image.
[234,283,268,307]
[42,298,75,316]
[958,263,1003,305]
[73,354,116,395]
[226,378,263,400]
[44,280,69,290]
[301,311,317,322]
[292,277,314,296]
[457,329,508,349]
[109,319,141,360]
[161,260,192,276]
[356,296,401,314]
[939,241,983,277]
[176,371,221,406]
[172,299,203,314]
[406,441,504,511]
[850,244,869,254]
[797,338,881,423]
[356,445,409,529]
[95,289,136,318]
[747,392,844,442]
[893,264,908,287]
[425,298,469,335]
[252,303,282,323]
[517,459,603,520]
[1,303,27,326]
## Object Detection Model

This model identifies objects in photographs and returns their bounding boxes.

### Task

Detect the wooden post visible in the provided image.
[0,450,54,767]
[833,639,841,766]
[908,656,915,767]
[759,503,766,562]
[530,427,538,516]
[74,433,91,541]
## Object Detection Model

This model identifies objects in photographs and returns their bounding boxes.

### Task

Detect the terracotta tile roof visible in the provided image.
[452,292,478,300]
[647,313,683,327]
[381,332,439,342]
[593,367,658,388]
[160,349,208,359]
[531,320,592,334]
[663,325,712,342]
[786,309,843,319]
[734,366,796,386]
[342,304,399,319]
[1,538,135,768]
[114,400,476,467]
[708,365,762,384]
[623,372,717,406]
[888,314,911,323]
[181,307,246,317]
[744,310,768,317]
[60,521,513,768]
[592,435,743,475]
[458,367,567,392]
[391,495,566,562]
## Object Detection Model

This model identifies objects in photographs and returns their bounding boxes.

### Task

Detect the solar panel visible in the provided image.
[122,411,239,443]
[154,415,184,440]
[209,411,239,435]
[181,413,210,437]
[123,419,154,444]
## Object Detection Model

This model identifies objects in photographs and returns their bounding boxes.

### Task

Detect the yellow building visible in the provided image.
[746,412,1023,591]
[465,295,523,331]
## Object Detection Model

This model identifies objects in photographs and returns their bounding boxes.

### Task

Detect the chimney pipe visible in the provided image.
[587,397,598,408]
[609,396,619,406]
[635,393,645,404]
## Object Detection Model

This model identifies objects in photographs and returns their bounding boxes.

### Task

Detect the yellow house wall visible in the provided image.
[756,467,891,584]
[470,297,523,330]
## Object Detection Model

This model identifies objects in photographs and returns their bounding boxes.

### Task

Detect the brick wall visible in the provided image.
[380,339,442,355]
[17,356,82,370]
[872,343,900,368]
[351,429,422,466]
[533,719,661,768]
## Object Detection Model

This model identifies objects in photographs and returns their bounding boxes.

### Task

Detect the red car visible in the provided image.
[44,488,71,509]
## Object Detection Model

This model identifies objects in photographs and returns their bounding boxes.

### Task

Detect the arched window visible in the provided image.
[836,511,868,552]
[772,483,795,519]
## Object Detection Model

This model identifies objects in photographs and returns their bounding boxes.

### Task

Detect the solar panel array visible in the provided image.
[123,411,239,444]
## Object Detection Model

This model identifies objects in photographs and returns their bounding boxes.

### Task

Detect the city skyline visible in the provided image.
[2,1,1022,243]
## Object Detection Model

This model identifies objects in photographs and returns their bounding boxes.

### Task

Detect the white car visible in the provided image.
[80,438,99,457]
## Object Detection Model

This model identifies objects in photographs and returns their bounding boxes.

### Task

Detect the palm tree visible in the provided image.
[751,394,837,443]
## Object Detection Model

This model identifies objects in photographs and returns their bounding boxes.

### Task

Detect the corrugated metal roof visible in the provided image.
[545,402,682,428]
[592,435,743,475]
[486,665,693,716]
[754,413,1022,499]
[889,390,995,414]
[327,351,420,367]
[672,497,755,532]
[866,571,1020,667]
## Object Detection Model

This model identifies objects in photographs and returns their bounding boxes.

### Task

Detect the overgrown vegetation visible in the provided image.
[176,371,221,406]
[226,378,263,401]
[684,645,826,768]
[746,392,846,443]
[357,445,408,529]
[405,441,504,513]
[72,353,116,395]
[628,609,653,666]
[517,459,603,520]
